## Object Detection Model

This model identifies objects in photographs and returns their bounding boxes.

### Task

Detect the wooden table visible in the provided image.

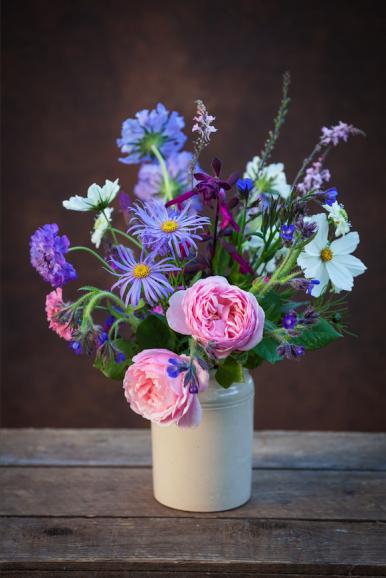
[1,430,386,577]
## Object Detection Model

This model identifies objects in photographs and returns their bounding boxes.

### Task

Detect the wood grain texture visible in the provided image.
[1,517,386,576]
[1,466,385,520]
[1,429,386,470]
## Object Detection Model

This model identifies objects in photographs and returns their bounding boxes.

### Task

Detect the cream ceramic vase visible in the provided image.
[151,370,254,512]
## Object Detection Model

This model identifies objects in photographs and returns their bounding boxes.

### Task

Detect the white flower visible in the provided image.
[63,179,120,212]
[91,208,113,248]
[323,201,351,237]
[244,156,291,199]
[297,213,366,297]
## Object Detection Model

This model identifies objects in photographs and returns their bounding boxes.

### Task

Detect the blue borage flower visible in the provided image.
[280,224,295,242]
[110,245,178,307]
[117,103,187,165]
[277,343,305,360]
[129,201,210,258]
[282,311,297,330]
[30,223,77,287]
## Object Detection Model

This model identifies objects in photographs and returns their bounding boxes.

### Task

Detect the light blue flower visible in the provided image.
[117,103,187,164]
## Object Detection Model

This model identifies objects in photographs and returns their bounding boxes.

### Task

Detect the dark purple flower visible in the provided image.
[295,216,318,239]
[220,241,254,274]
[30,224,77,287]
[322,187,338,206]
[301,306,319,326]
[281,224,295,242]
[218,190,240,233]
[277,343,305,360]
[289,278,320,294]
[282,311,297,330]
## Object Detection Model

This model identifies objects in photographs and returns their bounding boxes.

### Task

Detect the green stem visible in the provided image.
[68,246,115,273]
[151,145,173,201]
[101,209,119,245]
[81,291,126,331]
[111,228,143,249]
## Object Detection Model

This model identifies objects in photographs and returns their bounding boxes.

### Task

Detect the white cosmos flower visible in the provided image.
[63,179,120,212]
[323,201,351,237]
[297,213,366,297]
[91,208,113,248]
[244,156,291,199]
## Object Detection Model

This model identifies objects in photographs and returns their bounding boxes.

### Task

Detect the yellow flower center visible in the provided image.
[320,247,333,262]
[133,263,151,279]
[161,219,179,233]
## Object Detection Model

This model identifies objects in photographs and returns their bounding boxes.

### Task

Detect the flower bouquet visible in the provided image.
[30,74,366,511]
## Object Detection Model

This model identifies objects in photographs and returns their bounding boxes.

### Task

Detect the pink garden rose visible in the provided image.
[166,276,265,359]
[123,349,209,427]
[45,288,73,341]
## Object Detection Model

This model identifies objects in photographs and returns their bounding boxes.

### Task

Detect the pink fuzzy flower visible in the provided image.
[123,349,209,427]
[45,288,73,341]
[166,276,265,359]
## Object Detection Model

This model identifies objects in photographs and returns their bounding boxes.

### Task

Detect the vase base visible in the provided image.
[153,490,252,513]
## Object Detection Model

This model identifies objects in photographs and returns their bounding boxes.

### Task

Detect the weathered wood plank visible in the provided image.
[1,429,385,470]
[1,466,385,520]
[1,517,385,575]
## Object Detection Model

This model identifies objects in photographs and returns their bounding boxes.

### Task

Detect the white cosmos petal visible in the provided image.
[62,195,91,211]
[330,231,360,255]
[297,253,322,277]
[333,254,366,277]
[310,265,329,297]
[326,260,353,291]
[87,183,103,205]
[304,213,329,253]
[102,179,120,203]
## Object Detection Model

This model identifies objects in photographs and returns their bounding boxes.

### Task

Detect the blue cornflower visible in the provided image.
[323,187,338,206]
[110,245,178,307]
[280,224,295,242]
[282,311,297,331]
[134,152,201,211]
[30,224,77,287]
[117,103,187,164]
[129,201,210,258]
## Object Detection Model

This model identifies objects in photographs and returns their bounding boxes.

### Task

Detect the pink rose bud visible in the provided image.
[166,276,265,359]
[123,349,209,427]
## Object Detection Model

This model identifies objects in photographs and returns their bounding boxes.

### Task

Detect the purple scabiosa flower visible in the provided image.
[301,305,319,326]
[320,121,364,146]
[282,311,297,331]
[277,343,305,360]
[110,245,178,307]
[30,224,77,287]
[281,224,295,242]
[322,187,338,206]
[134,152,202,211]
[129,201,210,258]
[117,103,187,164]
[289,278,321,294]
[295,216,318,239]
[297,159,331,195]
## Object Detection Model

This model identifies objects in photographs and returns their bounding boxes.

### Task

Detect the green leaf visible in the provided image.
[244,351,264,369]
[136,315,176,350]
[253,337,282,364]
[215,357,244,389]
[293,318,342,351]
[93,355,129,381]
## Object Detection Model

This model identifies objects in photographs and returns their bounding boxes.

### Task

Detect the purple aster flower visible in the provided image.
[289,278,321,294]
[134,152,202,211]
[320,121,363,146]
[277,343,305,360]
[30,223,77,287]
[322,187,339,206]
[129,201,210,258]
[282,311,297,331]
[295,216,318,239]
[297,159,331,195]
[110,245,178,307]
[117,103,187,164]
[281,224,295,242]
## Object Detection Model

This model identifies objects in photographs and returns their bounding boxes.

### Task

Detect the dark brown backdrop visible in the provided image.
[2,0,385,430]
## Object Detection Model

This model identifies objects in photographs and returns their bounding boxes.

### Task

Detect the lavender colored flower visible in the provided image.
[30,223,77,287]
[295,216,318,239]
[282,311,297,330]
[129,201,210,258]
[289,278,321,294]
[117,103,187,164]
[281,224,295,242]
[134,152,202,211]
[320,121,363,146]
[322,187,338,206]
[277,343,305,360]
[192,100,217,145]
[297,159,331,195]
[301,306,319,326]
[110,245,178,307]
